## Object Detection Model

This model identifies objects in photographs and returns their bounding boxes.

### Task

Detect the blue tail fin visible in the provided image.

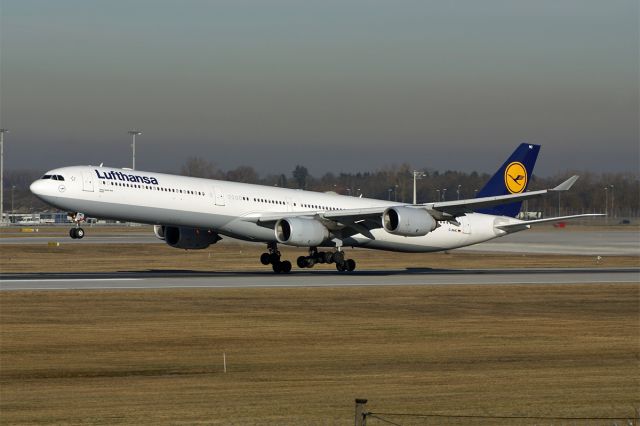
[475,143,540,217]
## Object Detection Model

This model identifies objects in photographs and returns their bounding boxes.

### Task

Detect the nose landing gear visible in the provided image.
[68,212,86,239]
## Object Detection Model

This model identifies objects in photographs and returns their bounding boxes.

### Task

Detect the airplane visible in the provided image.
[29,143,601,273]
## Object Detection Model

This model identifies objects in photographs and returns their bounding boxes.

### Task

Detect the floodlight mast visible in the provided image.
[0,129,8,224]
[411,170,425,204]
[128,130,142,169]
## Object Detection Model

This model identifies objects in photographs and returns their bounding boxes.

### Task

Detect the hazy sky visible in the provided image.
[1,0,638,176]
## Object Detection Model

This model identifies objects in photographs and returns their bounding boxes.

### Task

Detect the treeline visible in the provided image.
[4,159,639,218]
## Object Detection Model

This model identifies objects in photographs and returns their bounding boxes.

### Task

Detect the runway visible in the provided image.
[1,268,638,291]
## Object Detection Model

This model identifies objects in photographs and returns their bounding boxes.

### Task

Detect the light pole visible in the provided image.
[441,188,447,201]
[0,129,7,224]
[436,189,440,202]
[411,171,425,204]
[11,185,15,219]
[558,192,561,216]
[346,188,351,196]
[604,186,609,225]
[387,188,392,201]
[128,130,142,169]
[610,184,614,219]
[394,184,398,202]
[457,184,462,200]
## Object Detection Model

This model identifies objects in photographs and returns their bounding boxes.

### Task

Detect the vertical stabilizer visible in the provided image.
[475,143,540,217]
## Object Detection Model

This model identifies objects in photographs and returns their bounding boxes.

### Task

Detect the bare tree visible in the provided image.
[180,157,220,179]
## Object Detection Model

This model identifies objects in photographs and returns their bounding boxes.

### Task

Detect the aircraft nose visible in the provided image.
[30,179,47,196]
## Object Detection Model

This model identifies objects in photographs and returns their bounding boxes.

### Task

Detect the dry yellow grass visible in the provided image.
[1,284,638,424]
[1,242,638,273]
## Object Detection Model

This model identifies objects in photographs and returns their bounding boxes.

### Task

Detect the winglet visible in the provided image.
[552,175,579,191]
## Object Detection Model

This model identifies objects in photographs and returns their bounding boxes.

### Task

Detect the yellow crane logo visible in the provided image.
[504,162,527,193]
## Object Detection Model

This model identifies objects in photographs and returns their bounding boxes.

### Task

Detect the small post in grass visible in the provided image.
[354,399,367,426]
[223,352,227,373]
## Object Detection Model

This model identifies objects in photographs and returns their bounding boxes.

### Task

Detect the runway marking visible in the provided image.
[1,278,142,283]
[2,280,638,291]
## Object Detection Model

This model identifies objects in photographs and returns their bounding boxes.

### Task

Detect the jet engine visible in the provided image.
[382,206,437,237]
[275,217,329,247]
[154,225,221,249]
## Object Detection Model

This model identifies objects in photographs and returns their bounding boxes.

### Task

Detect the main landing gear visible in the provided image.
[297,247,356,272]
[260,242,292,274]
[68,212,86,240]
[259,244,356,273]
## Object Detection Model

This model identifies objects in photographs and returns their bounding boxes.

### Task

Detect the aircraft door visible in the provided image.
[213,187,226,206]
[81,172,94,192]
[285,198,294,212]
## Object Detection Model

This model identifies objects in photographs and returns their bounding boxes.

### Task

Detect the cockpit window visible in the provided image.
[57,175,65,181]
[51,175,65,181]
[42,175,52,179]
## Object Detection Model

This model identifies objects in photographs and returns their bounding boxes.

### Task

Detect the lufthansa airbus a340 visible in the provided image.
[30,144,600,273]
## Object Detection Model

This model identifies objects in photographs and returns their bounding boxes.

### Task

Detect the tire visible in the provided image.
[297,256,307,268]
[324,252,334,264]
[333,251,344,264]
[76,228,85,239]
[269,253,280,264]
[272,262,282,273]
[281,260,292,273]
[69,228,77,239]
[260,253,271,265]
[346,259,356,272]
[336,262,346,272]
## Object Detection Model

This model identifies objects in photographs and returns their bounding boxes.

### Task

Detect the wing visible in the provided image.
[242,206,389,239]
[241,175,582,238]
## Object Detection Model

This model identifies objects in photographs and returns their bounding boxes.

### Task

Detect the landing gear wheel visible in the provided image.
[69,228,85,239]
[263,243,291,273]
[346,259,356,272]
[336,262,347,272]
[297,256,307,268]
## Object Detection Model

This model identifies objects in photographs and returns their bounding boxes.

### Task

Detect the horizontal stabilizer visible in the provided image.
[495,213,605,232]
[551,175,579,191]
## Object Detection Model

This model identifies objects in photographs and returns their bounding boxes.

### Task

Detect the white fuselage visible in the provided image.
[30,166,517,252]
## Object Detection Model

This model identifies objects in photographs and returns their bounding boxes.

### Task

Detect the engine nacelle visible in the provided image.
[382,206,437,237]
[275,217,329,247]
[155,225,221,249]
[153,224,166,240]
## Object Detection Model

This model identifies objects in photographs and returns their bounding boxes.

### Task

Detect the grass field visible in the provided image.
[1,284,639,424]
[1,242,639,273]
[1,227,639,424]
